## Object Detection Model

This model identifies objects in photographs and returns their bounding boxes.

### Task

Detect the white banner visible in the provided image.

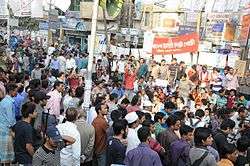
[31,0,43,18]
[0,0,8,16]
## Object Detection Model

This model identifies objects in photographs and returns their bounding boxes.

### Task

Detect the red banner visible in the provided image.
[152,33,199,55]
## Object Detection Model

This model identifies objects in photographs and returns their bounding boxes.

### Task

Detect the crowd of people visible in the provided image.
[0,41,250,166]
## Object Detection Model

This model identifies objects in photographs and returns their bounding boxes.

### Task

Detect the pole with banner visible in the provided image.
[82,0,99,109]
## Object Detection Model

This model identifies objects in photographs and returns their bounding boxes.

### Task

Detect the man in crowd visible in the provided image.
[92,103,109,166]
[124,127,162,166]
[107,119,128,165]
[57,108,81,166]
[125,112,140,153]
[32,125,75,166]
[189,127,217,166]
[46,81,65,117]
[13,102,37,165]
[75,111,95,166]
[0,83,18,165]
[170,124,194,165]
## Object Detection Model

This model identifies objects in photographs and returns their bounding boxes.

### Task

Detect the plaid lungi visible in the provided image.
[0,128,14,163]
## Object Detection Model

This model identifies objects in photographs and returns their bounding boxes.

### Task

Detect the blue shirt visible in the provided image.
[14,93,25,120]
[124,143,162,166]
[50,59,60,70]
[0,95,16,130]
[111,88,125,99]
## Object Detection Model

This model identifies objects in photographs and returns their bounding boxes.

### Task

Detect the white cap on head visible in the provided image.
[125,112,138,124]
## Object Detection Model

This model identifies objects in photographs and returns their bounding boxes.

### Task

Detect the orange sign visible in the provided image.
[152,33,199,55]
[224,22,235,41]
[239,14,250,46]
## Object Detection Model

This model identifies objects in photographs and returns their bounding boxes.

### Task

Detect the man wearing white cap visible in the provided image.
[125,112,140,154]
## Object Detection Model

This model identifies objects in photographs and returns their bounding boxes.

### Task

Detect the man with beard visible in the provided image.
[107,119,128,165]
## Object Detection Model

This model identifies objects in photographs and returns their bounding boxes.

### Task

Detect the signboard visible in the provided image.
[206,13,233,41]
[223,22,236,41]
[20,0,31,16]
[178,25,204,38]
[88,34,107,54]
[39,21,60,30]
[212,23,224,32]
[239,14,250,46]
[152,33,199,55]
[234,60,246,77]
[153,13,180,33]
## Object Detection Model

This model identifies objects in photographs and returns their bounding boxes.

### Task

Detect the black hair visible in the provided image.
[174,111,185,122]
[110,93,118,101]
[144,113,152,121]
[121,98,130,105]
[220,143,237,158]
[137,127,151,142]
[166,115,179,127]
[195,109,205,118]
[131,95,139,106]
[6,83,18,94]
[180,125,194,136]
[237,106,246,114]
[111,110,122,122]
[154,112,165,123]
[113,119,128,136]
[29,79,41,89]
[164,101,176,110]
[193,127,212,146]
[236,136,249,152]
[21,102,36,118]
[95,103,107,114]
[142,119,154,128]
[41,79,49,89]
[75,86,84,98]
[53,81,64,90]
[136,111,145,120]
[17,85,24,94]
[65,107,78,122]
[220,119,236,130]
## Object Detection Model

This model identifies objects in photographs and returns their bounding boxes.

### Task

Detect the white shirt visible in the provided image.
[66,58,76,70]
[126,128,140,154]
[111,60,118,72]
[48,46,55,55]
[63,94,73,111]
[57,56,67,72]
[86,106,97,125]
[185,118,206,128]
[117,61,125,73]
[57,121,81,166]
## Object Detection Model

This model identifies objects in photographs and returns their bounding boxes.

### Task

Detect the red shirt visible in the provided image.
[124,68,136,90]
[227,96,236,109]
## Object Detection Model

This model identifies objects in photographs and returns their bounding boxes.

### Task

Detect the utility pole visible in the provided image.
[128,0,132,54]
[103,8,108,53]
[6,0,10,46]
[82,0,99,109]
[195,11,202,65]
[47,0,52,48]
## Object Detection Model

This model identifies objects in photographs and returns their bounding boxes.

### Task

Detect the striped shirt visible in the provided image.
[32,144,64,166]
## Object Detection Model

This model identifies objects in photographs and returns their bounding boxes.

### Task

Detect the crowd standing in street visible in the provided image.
[0,39,249,166]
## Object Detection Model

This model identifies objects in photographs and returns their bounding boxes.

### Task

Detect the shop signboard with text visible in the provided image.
[152,33,199,55]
